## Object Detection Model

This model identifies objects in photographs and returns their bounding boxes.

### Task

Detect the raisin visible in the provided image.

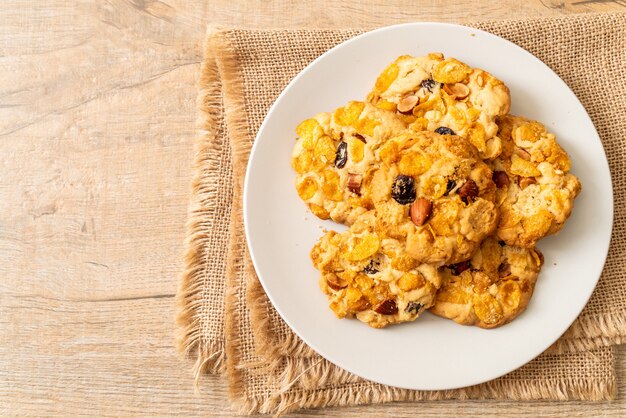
[492,171,510,188]
[448,260,470,276]
[375,299,398,315]
[444,179,456,196]
[405,301,424,315]
[391,175,416,205]
[334,141,348,168]
[421,78,439,93]
[498,240,506,247]
[435,126,455,136]
[363,259,380,275]
[458,179,478,204]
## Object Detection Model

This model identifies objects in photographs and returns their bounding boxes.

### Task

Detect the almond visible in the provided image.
[497,262,511,278]
[449,260,470,276]
[476,73,485,87]
[492,171,510,188]
[397,95,419,113]
[458,179,479,204]
[346,173,363,195]
[518,176,537,189]
[374,299,398,315]
[514,148,532,160]
[326,274,348,291]
[410,198,432,226]
[443,82,470,99]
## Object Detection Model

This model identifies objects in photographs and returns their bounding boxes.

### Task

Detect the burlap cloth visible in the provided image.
[177,13,626,415]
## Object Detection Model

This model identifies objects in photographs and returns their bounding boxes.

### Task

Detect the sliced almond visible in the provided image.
[397,95,419,113]
[443,83,470,100]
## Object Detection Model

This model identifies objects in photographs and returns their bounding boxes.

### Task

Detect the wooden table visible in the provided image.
[1,1,624,416]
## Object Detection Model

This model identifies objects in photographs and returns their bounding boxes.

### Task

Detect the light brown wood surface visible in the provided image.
[1,1,624,416]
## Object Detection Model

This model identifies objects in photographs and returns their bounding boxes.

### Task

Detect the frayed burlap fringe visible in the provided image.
[233,371,616,416]
[176,26,228,376]
[247,266,316,370]
[207,28,264,408]
[251,289,626,361]
[552,312,626,354]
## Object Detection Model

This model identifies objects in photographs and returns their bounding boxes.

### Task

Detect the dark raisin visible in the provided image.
[391,175,416,205]
[498,240,506,247]
[421,78,439,93]
[448,260,470,276]
[353,133,366,143]
[444,179,457,196]
[334,141,347,168]
[458,179,479,204]
[435,126,455,136]
[492,171,510,188]
[405,301,424,315]
[375,299,398,315]
[363,259,380,275]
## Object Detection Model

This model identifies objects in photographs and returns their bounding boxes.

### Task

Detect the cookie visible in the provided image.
[368,131,498,265]
[291,101,407,224]
[491,116,582,248]
[430,237,543,328]
[310,211,441,328]
[367,53,511,159]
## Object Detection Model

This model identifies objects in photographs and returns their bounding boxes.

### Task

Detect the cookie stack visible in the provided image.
[291,54,581,329]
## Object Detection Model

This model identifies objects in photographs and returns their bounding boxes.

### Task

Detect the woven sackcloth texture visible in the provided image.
[177,13,625,415]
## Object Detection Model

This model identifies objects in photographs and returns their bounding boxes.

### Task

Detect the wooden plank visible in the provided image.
[0,0,624,416]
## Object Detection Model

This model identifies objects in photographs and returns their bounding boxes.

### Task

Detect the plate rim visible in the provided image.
[243,21,614,390]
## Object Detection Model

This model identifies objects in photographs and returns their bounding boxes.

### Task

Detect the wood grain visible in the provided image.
[0,1,624,416]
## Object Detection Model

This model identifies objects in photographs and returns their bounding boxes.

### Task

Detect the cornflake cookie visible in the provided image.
[368,131,497,265]
[367,53,510,159]
[310,211,441,328]
[430,237,543,328]
[491,116,582,248]
[291,101,406,225]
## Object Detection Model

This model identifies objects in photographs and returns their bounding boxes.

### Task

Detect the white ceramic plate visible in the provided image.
[244,23,613,390]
